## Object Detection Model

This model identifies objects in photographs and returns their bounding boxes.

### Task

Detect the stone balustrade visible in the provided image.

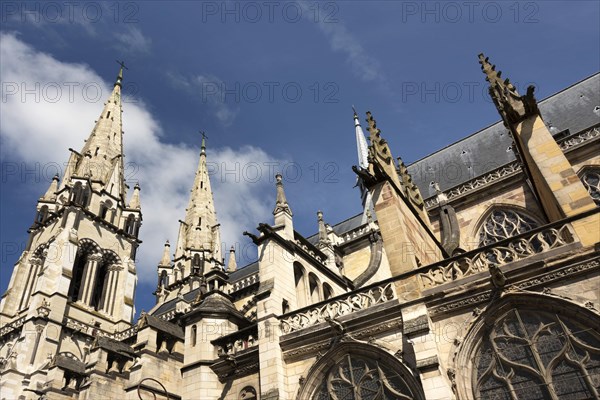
[419,223,575,289]
[280,282,396,334]
[229,273,259,294]
[213,325,258,356]
[0,316,26,337]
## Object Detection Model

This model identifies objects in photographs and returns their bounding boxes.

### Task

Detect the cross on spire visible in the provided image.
[199,130,208,153]
[116,60,129,70]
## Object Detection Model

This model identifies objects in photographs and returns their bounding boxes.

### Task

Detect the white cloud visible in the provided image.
[165,71,240,127]
[0,32,280,282]
[113,26,152,54]
[298,2,384,84]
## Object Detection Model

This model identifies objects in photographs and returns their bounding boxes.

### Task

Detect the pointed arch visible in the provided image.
[323,282,334,300]
[294,262,308,309]
[473,205,544,246]
[452,294,600,400]
[68,239,101,302]
[297,342,425,400]
[308,272,321,304]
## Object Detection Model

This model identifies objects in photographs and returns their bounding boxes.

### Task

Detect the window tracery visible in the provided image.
[473,308,600,400]
[580,168,600,206]
[478,208,541,246]
[313,354,417,400]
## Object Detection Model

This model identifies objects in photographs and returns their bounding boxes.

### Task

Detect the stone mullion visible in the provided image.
[100,265,120,315]
[79,253,102,305]
[19,257,42,310]
[108,268,121,316]
[98,267,113,313]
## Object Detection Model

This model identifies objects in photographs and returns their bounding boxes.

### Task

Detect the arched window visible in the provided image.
[294,262,307,309]
[124,214,136,235]
[159,270,168,287]
[308,273,321,304]
[323,283,334,300]
[478,208,541,246]
[192,253,203,275]
[99,200,113,221]
[300,343,424,400]
[191,325,197,347]
[239,386,257,400]
[35,205,49,224]
[580,167,600,206]
[69,249,88,301]
[454,296,600,400]
[71,182,83,205]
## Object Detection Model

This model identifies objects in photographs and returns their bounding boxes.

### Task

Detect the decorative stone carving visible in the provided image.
[425,162,521,208]
[419,223,574,289]
[280,283,396,334]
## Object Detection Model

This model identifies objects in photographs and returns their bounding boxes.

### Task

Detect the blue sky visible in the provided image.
[1,1,599,314]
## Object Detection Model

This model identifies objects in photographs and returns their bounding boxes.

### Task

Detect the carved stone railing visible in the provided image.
[213,324,258,356]
[338,223,375,244]
[0,316,26,337]
[280,282,396,334]
[419,223,575,289]
[558,126,599,151]
[229,273,259,294]
[294,240,326,264]
[425,162,522,208]
[112,325,138,341]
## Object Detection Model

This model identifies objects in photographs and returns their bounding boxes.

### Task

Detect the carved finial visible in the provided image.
[478,53,538,126]
[273,173,292,216]
[317,210,329,245]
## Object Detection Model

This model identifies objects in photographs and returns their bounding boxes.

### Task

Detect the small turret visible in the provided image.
[227,246,237,273]
[128,183,141,209]
[41,174,59,201]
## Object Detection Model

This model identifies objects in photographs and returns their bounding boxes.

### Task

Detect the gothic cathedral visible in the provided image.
[1,56,599,400]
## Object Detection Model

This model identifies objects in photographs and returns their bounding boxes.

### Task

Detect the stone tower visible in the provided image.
[155,134,224,297]
[0,65,140,398]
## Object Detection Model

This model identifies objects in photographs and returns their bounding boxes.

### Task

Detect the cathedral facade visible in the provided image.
[1,55,599,400]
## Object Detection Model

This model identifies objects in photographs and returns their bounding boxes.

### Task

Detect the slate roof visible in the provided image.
[140,313,184,339]
[94,336,136,357]
[54,355,86,374]
[407,73,600,198]
[228,261,259,282]
[151,288,199,317]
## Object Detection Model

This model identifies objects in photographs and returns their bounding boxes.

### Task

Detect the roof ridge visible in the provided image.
[408,72,600,166]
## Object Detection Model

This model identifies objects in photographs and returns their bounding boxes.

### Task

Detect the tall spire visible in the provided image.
[353,107,375,224]
[353,106,369,170]
[61,62,127,201]
[175,134,218,256]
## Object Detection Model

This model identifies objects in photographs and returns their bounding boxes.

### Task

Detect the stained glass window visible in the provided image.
[473,308,600,399]
[313,354,416,400]
[478,209,540,246]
